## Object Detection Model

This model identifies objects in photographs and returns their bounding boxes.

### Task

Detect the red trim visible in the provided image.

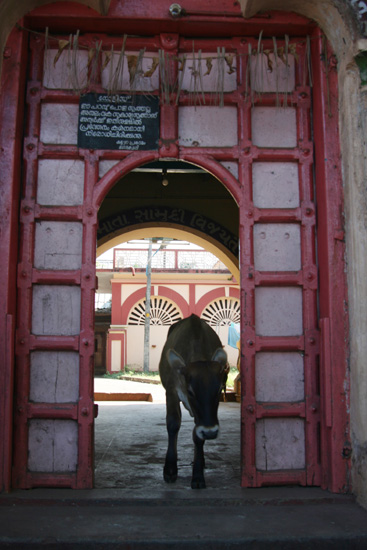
[25,5,315,39]
[111,282,122,325]
[120,285,190,324]
[0,25,28,492]
[157,286,190,318]
[195,287,235,317]
[229,288,240,300]
[106,329,126,374]
[120,288,146,325]
[311,30,350,492]
[2,7,348,492]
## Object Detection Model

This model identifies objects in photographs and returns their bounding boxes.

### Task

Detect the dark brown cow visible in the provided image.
[159,314,229,489]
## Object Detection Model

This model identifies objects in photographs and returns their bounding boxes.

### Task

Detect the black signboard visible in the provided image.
[78,93,160,151]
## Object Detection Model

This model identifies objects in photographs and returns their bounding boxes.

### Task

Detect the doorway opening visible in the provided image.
[93,161,241,490]
[9,10,349,492]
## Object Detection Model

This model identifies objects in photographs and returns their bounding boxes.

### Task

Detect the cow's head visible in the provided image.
[166,348,229,440]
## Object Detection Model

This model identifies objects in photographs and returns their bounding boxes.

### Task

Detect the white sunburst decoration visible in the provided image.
[201,298,240,327]
[128,297,183,325]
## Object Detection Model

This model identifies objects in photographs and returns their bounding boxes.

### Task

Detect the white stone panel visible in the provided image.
[255,287,303,336]
[252,107,297,148]
[253,223,301,271]
[43,49,89,90]
[34,221,83,270]
[30,351,79,403]
[148,325,170,372]
[37,159,84,206]
[255,352,304,402]
[28,419,78,472]
[40,103,79,144]
[32,285,81,336]
[252,162,299,208]
[180,52,237,92]
[221,161,239,179]
[99,160,119,178]
[101,51,159,91]
[251,53,295,93]
[256,418,305,470]
[178,107,238,147]
[126,325,170,371]
[111,340,122,372]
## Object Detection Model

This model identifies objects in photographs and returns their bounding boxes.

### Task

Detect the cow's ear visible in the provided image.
[167,349,186,373]
[211,347,228,368]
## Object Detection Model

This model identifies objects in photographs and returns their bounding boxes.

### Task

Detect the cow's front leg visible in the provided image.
[164,391,181,483]
[191,428,206,489]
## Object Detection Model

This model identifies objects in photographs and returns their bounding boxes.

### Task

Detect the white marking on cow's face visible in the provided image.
[195,424,219,440]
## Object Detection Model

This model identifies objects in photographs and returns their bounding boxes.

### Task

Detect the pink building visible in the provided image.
[96,245,240,373]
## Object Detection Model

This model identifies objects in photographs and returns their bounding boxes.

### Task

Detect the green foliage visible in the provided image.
[356,52,367,86]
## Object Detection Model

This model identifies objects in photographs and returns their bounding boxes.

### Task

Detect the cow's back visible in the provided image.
[159,314,222,388]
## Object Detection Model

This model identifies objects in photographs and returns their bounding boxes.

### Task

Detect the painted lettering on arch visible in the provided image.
[97,206,238,256]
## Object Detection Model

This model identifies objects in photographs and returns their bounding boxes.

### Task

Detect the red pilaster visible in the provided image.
[0,25,27,492]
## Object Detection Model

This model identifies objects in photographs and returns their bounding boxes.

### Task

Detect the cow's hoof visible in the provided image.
[191,478,206,489]
[164,467,177,483]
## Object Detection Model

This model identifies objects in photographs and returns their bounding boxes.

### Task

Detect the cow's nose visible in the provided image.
[196,425,219,440]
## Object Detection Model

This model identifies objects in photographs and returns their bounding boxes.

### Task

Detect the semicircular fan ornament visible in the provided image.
[201,297,240,327]
[128,297,183,326]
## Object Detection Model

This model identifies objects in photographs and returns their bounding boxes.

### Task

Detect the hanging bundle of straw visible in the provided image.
[40,27,314,106]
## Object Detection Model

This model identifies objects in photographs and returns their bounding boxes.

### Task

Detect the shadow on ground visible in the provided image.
[94,377,241,492]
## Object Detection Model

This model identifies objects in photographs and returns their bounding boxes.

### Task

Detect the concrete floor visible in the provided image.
[94,377,241,491]
[1,378,367,548]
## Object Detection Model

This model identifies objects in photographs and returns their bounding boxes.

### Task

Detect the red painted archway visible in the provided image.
[0,2,349,492]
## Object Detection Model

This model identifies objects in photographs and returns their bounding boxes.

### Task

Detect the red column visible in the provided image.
[0,25,27,492]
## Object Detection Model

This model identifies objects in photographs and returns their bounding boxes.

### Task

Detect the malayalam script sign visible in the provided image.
[78,93,160,151]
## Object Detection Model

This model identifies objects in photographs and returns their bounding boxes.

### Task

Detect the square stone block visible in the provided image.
[255,286,303,336]
[30,351,79,403]
[28,419,78,472]
[179,106,238,147]
[251,53,295,93]
[34,221,83,270]
[37,159,84,206]
[252,107,297,148]
[255,352,304,402]
[254,223,301,271]
[40,103,79,144]
[252,162,299,208]
[32,285,81,336]
[101,51,159,91]
[43,49,89,90]
[180,52,237,92]
[256,418,305,470]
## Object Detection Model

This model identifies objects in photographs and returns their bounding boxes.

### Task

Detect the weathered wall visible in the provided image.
[239,0,367,514]
[340,66,367,510]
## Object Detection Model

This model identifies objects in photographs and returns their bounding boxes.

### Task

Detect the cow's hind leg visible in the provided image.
[164,392,181,483]
[191,428,206,489]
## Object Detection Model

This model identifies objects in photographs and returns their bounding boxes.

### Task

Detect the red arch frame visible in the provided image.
[120,286,190,325]
[0,11,349,493]
[195,287,240,317]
